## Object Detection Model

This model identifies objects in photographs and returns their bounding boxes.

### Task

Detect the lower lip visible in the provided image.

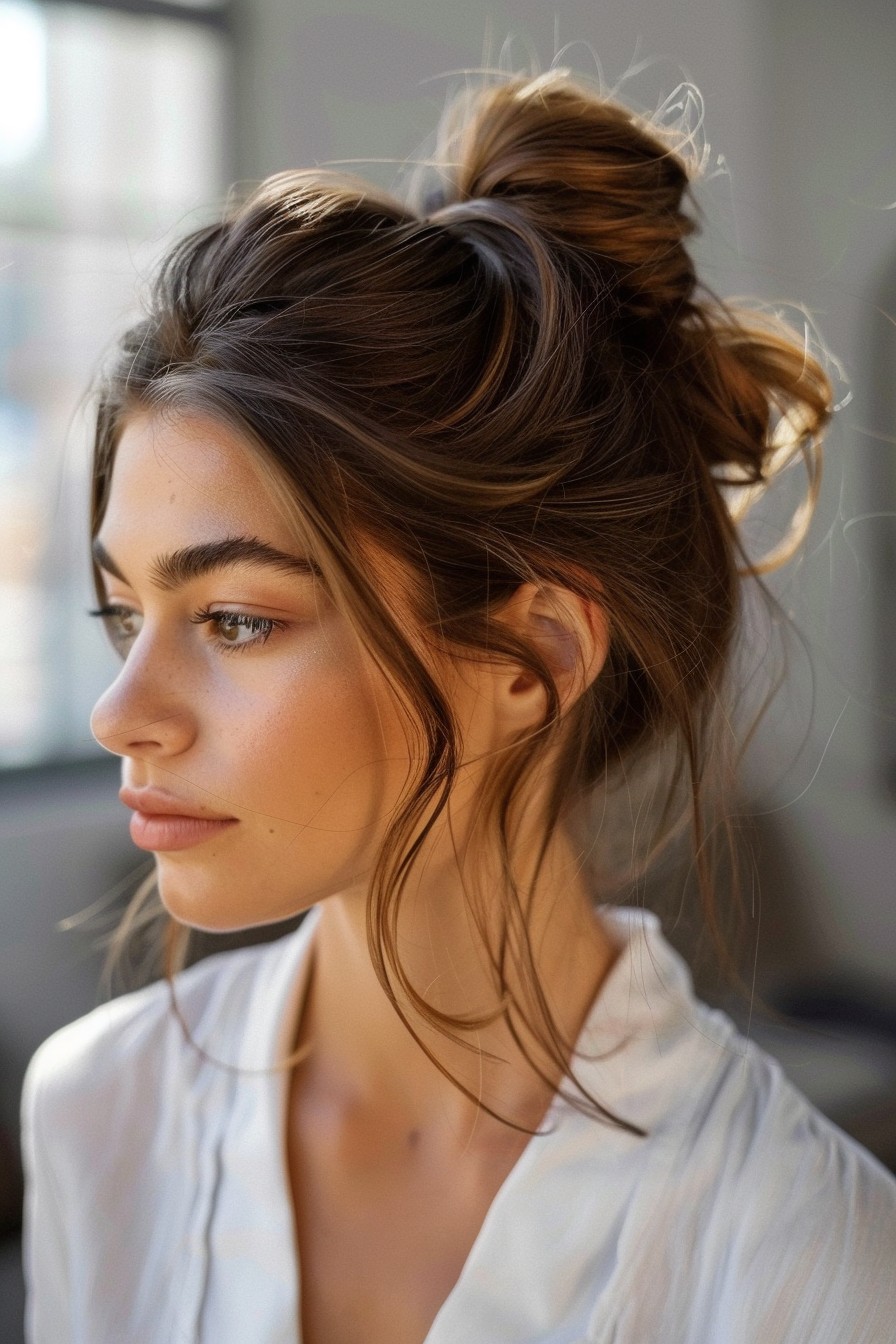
[129,812,238,852]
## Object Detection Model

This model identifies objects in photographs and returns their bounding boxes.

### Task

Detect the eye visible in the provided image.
[88,604,142,659]
[87,604,284,658]
[191,608,284,652]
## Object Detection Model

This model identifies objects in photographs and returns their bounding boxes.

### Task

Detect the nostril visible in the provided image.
[90,689,194,758]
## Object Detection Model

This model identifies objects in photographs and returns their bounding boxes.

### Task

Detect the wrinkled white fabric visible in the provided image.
[21,903,896,1343]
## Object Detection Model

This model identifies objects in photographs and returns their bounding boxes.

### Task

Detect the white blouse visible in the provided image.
[21,902,896,1343]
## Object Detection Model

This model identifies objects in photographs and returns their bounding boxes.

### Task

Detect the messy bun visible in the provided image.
[418,73,828,543]
[93,69,834,1135]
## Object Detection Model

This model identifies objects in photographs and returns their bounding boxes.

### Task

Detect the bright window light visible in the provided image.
[0,1,46,169]
[0,3,228,766]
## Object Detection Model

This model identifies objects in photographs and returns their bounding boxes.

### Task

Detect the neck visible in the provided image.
[289,824,620,1152]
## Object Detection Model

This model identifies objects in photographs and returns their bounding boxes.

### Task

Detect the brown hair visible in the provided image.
[91,69,833,1136]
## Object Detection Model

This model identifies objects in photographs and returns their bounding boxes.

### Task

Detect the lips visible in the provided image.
[120,787,238,852]
[119,786,236,822]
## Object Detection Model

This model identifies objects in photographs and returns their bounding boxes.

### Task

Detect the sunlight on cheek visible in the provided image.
[178,640,418,913]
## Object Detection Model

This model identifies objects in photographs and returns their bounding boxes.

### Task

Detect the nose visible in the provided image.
[90,639,196,762]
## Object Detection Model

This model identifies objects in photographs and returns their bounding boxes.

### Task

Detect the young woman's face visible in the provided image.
[90,410,480,932]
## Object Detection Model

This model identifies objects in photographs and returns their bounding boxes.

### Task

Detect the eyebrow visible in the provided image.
[92,535,322,591]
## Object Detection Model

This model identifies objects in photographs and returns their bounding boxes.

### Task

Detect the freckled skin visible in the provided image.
[90,410,427,932]
[91,407,621,1158]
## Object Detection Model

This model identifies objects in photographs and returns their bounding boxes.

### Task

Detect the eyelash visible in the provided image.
[88,604,286,656]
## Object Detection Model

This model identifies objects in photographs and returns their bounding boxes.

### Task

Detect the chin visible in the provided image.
[155,863,315,936]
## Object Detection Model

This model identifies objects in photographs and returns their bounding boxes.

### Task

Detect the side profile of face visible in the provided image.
[90,410,500,932]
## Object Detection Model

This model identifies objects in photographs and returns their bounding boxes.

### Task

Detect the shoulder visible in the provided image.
[666,1018,896,1342]
[584,912,896,1341]
[21,937,278,1142]
[691,1022,896,1209]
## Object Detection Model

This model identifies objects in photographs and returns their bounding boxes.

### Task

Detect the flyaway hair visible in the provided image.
[90,69,834,1136]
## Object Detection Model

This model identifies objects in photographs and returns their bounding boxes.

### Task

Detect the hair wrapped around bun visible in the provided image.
[413,71,831,569]
[94,68,835,1131]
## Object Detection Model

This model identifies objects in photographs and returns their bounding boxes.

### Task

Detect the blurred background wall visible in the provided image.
[1,0,894,1335]
[229,0,896,985]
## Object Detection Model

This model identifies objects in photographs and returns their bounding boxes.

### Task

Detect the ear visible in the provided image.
[492,580,609,728]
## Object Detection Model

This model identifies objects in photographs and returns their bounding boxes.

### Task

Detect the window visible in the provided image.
[0,0,230,765]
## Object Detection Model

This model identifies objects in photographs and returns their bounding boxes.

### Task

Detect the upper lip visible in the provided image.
[119,787,236,821]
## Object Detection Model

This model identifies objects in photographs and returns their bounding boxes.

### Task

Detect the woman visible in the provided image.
[21,69,896,1343]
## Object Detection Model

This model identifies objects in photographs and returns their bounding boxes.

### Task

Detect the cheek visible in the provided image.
[152,632,431,930]
[211,636,414,834]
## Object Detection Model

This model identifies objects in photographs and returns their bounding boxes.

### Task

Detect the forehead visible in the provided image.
[102,407,424,643]
[104,410,298,548]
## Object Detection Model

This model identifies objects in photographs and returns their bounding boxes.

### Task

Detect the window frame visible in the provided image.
[36,0,231,35]
[0,0,236,772]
